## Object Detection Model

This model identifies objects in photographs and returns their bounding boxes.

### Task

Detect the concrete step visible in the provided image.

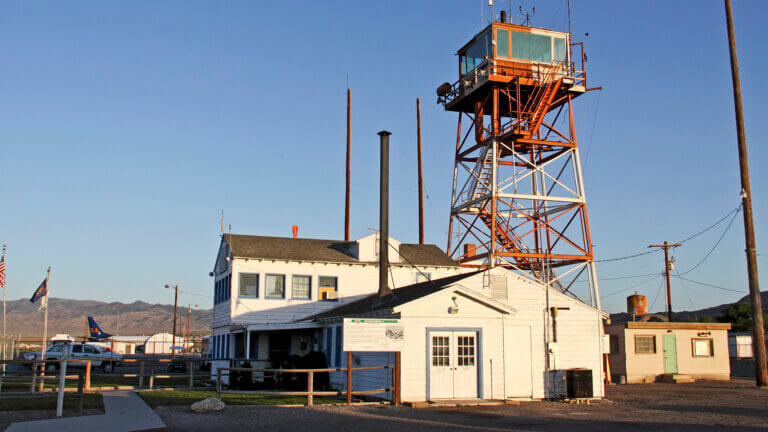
[659,373,695,384]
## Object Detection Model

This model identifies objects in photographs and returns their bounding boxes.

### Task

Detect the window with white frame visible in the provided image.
[692,338,714,357]
[265,274,285,299]
[634,335,656,354]
[319,276,338,301]
[292,275,311,300]
[239,273,259,298]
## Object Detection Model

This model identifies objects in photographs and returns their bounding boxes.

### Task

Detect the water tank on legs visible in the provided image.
[627,292,647,317]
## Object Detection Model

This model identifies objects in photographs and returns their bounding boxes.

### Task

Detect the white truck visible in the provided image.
[22,342,123,373]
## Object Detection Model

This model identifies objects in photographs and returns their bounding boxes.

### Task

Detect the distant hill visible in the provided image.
[611,291,768,324]
[2,298,212,337]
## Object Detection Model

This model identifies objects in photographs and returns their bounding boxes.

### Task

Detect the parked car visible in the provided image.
[167,358,187,373]
[22,343,123,373]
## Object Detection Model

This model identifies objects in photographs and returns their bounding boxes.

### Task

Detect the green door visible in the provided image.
[663,334,678,374]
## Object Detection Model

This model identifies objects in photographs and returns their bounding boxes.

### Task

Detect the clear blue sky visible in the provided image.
[1,1,765,314]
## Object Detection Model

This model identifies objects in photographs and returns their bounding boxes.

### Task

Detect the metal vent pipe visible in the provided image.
[378,130,392,299]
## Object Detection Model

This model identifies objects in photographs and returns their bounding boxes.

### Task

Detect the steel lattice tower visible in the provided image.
[438,19,600,307]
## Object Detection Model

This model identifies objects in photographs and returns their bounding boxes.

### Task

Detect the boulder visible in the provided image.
[191,397,225,413]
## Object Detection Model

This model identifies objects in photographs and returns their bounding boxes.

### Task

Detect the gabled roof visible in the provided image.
[303,270,485,321]
[221,234,459,267]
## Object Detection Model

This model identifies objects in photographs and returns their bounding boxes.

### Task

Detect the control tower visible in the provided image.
[438,14,600,307]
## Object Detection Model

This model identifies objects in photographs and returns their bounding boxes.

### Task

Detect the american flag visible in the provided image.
[0,251,5,288]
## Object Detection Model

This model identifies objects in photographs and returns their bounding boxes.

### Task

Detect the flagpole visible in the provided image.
[2,244,6,359]
[41,268,50,358]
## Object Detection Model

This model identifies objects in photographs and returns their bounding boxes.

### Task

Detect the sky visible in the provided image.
[1,1,766,314]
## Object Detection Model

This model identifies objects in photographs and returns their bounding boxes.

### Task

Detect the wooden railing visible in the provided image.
[215,364,400,407]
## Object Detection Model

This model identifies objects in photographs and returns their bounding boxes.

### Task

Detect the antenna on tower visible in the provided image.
[519,6,535,26]
[220,210,224,235]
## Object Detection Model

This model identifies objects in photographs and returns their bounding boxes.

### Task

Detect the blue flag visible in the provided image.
[30,277,48,304]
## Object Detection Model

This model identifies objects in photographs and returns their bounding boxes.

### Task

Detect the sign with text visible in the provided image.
[342,318,404,352]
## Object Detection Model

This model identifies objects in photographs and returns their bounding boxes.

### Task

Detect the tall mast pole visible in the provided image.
[345,88,352,242]
[41,268,50,355]
[2,244,6,348]
[417,98,425,244]
[724,0,766,387]
[172,286,178,357]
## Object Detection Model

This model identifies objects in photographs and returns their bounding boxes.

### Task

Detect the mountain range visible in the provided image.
[2,298,212,337]
[610,291,768,324]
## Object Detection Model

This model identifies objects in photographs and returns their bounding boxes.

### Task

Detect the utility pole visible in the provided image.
[724,0,767,387]
[345,88,351,242]
[165,284,179,357]
[186,305,191,344]
[649,242,681,321]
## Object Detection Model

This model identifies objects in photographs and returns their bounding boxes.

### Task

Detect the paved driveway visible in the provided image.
[155,379,768,432]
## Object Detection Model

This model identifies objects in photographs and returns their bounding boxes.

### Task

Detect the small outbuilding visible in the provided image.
[606,322,731,383]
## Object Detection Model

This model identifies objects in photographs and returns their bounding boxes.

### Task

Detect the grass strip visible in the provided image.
[137,389,341,408]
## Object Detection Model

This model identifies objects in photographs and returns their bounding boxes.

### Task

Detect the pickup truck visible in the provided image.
[22,343,123,373]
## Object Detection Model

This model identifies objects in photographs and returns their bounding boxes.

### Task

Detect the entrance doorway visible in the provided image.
[663,334,678,374]
[428,330,479,399]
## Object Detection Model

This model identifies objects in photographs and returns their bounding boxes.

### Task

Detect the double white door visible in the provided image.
[429,331,478,399]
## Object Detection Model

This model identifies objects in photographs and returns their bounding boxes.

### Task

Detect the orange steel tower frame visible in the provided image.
[438,19,600,307]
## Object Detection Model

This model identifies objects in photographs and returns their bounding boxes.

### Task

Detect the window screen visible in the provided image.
[292,275,311,299]
[496,28,509,58]
[692,338,713,357]
[634,335,656,353]
[553,36,567,63]
[239,273,259,298]
[265,274,285,298]
[510,30,552,63]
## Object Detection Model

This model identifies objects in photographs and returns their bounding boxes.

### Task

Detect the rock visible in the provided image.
[191,397,225,413]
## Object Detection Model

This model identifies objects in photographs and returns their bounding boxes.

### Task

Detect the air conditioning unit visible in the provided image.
[565,369,593,399]
[321,290,339,300]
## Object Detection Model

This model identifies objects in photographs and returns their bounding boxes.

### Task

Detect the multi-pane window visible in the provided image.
[692,338,714,357]
[239,273,259,298]
[431,336,450,366]
[214,274,232,304]
[635,335,656,354]
[292,275,311,300]
[319,276,338,301]
[457,336,475,366]
[265,274,285,299]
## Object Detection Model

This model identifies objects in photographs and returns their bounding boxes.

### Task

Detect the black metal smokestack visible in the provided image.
[378,130,392,299]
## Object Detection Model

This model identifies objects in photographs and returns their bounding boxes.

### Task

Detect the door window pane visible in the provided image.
[265,274,285,298]
[431,336,450,366]
[457,336,475,366]
[239,273,259,298]
[292,275,311,299]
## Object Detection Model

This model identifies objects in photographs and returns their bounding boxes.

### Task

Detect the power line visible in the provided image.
[671,275,746,294]
[595,205,740,265]
[677,208,741,276]
[601,274,661,299]
[649,277,665,311]
[595,249,660,263]
[678,205,741,244]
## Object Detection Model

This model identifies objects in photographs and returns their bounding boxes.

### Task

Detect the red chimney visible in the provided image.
[292,225,298,239]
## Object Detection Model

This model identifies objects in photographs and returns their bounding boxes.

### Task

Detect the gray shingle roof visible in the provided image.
[223,234,459,267]
[303,270,484,321]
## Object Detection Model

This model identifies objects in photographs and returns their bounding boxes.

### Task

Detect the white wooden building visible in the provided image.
[210,233,464,366]
[210,233,607,402]
[306,267,607,401]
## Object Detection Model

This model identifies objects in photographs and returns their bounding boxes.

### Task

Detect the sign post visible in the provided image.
[342,319,403,405]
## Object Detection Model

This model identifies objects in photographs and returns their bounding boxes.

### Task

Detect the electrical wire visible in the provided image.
[601,274,661,299]
[677,205,741,244]
[595,249,660,263]
[677,208,740,276]
[671,275,746,294]
[648,277,665,311]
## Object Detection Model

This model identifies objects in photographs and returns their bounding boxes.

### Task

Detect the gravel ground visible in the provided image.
[156,379,768,431]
